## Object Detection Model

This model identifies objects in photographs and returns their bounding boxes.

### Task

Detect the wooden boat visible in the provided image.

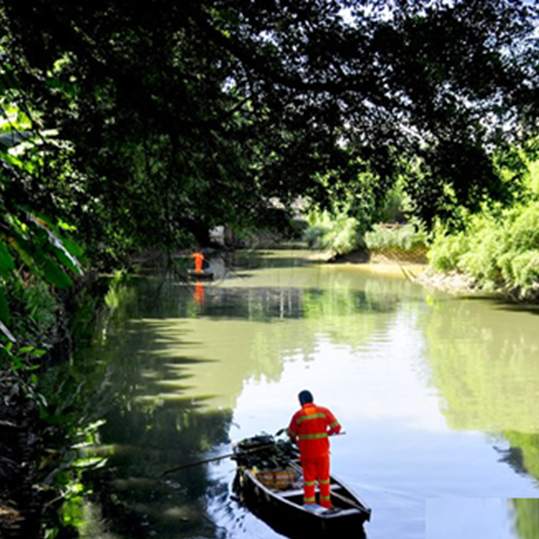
[187,268,214,280]
[232,435,371,539]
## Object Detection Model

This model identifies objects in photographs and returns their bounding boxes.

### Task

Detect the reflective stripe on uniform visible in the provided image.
[296,412,326,423]
[298,432,329,440]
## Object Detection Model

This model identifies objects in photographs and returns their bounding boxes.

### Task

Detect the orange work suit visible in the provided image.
[190,252,205,273]
[288,403,341,507]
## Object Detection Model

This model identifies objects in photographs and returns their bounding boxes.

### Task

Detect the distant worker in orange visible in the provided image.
[190,250,205,274]
[287,390,342,509]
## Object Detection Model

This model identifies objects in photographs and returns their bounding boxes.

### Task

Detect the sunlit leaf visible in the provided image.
[27,213,83,275]
[8,236,34,268]
[0,320,16,343]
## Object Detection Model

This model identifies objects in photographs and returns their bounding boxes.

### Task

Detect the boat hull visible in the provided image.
[233,465,370,539]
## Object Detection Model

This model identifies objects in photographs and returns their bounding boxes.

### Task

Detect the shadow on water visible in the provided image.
[38,284,240,538]
[495,444,527,477]
[84,402,234,539]
[450,293,539,317]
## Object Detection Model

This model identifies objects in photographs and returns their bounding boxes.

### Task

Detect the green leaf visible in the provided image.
[60,236,85,259]
[40,257,73,288]
[8,236,34,269]
[0,320,16,343]
[0,242,15,278]
[0,286,10,325]
[27,213,83,275]
[51,245,83,275]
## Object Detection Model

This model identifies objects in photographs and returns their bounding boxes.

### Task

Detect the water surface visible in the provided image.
[56,250,539,539]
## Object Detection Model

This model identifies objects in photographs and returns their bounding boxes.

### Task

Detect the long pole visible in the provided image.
[161,452,237,476]
[161,442,276,477]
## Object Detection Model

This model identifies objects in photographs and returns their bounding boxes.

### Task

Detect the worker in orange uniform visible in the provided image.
[287,390,342,509]
[190,251,205,274]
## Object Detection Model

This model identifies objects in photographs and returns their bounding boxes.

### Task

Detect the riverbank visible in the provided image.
[316,248,479,295]
[0,274,113,539]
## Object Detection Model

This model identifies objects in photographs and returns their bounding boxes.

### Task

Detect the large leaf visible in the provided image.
[7,235,34,268]
[0,241,15,278]
[10,233,73,288]
[0,319,16,343]
[27,213,84,275]
[35,252,73,289]
[0,285,9,325]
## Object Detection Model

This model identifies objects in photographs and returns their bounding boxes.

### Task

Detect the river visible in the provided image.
[51,249,539,539]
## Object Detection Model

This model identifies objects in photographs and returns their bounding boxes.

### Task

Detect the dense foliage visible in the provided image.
[303,210,363,254]
[2,0,538,247]
[429,199,539,299]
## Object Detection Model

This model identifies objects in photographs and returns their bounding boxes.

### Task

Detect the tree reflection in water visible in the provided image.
[512,499,539,539]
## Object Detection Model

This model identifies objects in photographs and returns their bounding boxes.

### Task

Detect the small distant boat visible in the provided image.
[187,268,214,280]
[232,434,371,539]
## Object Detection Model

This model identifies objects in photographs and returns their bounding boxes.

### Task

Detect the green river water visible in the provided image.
[52,249,539,539]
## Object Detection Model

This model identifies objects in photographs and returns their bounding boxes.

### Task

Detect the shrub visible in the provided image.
[428,231,469,272]
[364,223,427,253]
[303,211,361,255]
[429,200,539,297]
[500,250,539,294]
[303,223,330,250]
[325,216,361,255]
[507,202,539,251]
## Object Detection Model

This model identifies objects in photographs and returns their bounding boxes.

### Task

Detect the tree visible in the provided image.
[0,0,537,254]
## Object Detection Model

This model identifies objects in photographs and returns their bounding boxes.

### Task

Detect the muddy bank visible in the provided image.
[314,248,479,295]
[412,268,479,294]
